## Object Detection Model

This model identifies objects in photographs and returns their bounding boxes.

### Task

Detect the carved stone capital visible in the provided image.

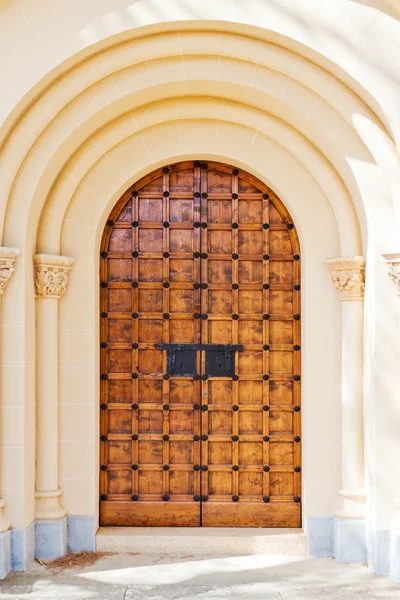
[0,247,20,296]
[326,256,365,301]
[382,253,400,297]
[34,254,74,299]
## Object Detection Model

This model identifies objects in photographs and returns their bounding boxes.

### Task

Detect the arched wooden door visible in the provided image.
[100,161,301,527]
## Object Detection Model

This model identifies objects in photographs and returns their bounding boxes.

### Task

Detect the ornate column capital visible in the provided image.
[34,254,74,299]
[382,253,400,297]
[326,256,365,301]
[0,247,19,296]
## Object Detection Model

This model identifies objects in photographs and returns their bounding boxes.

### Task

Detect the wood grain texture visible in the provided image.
[100,161,301,527]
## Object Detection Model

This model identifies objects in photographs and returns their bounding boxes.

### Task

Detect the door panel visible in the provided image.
[100,161,301,527]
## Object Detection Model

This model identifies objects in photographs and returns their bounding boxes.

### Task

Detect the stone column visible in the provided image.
[0,248,19,578]
[326,256,366,562]
[33,254,74,559]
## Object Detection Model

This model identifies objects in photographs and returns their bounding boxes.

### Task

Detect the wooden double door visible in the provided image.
[100,161,301,527]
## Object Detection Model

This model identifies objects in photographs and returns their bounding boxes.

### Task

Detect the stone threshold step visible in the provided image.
[96,527,307,556]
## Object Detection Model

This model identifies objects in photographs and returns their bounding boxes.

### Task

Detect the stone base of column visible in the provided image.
[35,489,67,521]
[306,516,334,556]
[11,522,35,571]
[0,530,11,579]
[67,515,95,552]
[35,517,67,560]
[389,528,400,582]
[334,517,366,563]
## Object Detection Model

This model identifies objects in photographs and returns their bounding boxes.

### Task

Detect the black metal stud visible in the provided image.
[101,281,108,288]
[294,436,301,442]
[232,283,239,290]
[294,314,301,320]
[263,436,270,442]
[201,222,207,229]
[202,193,208,199]
[294,375,301,381]
[294,466,301,473]
[232,405,239,412]
[201,495,208,501]
[201,466,208,471]
[163,404,170,411]
[101,435,107,442]
[132,312,139,319]
[263,496,270,503]
[163,495,170,501]
[163,252,170,258]
[294,406,301,412]
[132,403,139,410]
[263,254,270,261]
[101,404,108,410]
[163,191,170,197]
[231,222,239,228]
[132,373,138,379]
[263,375,270,381]
[232,193,238,200]
[132,251,139,258]
[194,161,201,168]
[163,221,170,228]
[263,466,270,472]
[294,254,300,261]
[201,314,208,320]
[232,374,239,381]
[201,404,208,410]
[101,251,108,258]
[132,343,139,349]
[194,252,201,258]
[232,314,239,320]
[132,191,139,197]
[161,282,170,290]
[194,192,201,198]
[232,169,239,176]
[100,494,107,501]
[263,283,270,290]
[263,223,270,230]
[263,405,270,411]
[101,374,108,380]
[263,314,270,320]
[200,253,208,259]
[232,435,239,442]
[294,496,301,503]
[194,404,201,411]
[193,435,200,442]
[132,221,139,227]
[232,465,239,471]
[201,283,208,289]
[163,167,170,174]
[132,494,139,501]
[201,163,207,169]
[287,223,294,230]
[163,435,169,441]
[201,435,208,441]
[194,222,201,228]
[294,285,301,291]
[201,374,208,381]
[194,495,200,501]
[163,465,169,471]
[163,313,170,319]
[101,465,107,471]
[101,312,108,318]
[232,253,239,260]
[194,374,201,380]
[262,193,269,200]
[132,434,139,440]
[232,496,239,502]
[107,220,114,227]
[194,283,201,289]
[132,464,138,470]
[263,345,270,351]
[294,345,300,351]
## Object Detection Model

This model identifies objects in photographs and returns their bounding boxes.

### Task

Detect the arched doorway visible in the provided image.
[99,161,301,527]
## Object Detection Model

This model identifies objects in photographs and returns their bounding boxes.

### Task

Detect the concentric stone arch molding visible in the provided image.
[0,28,397,251]
[38,108,360,257]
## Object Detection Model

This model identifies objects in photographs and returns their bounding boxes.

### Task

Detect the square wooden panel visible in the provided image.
[209,442,232,465]
[169,289,194,313]
[238,380,263,404]
[269,230,292,254]
[108,470,131,495]
[169,441,193,464]
[138,409,163,433]
[237,351,263,374]
[269,351,293,374]
[269,204,283,224]
[139,198,162,222]
[208,260,232,284]
[169,260,194,282]
[108,409,132,433]
[138,441,163,464]
[138,230,163,253]
[108,440,131,463]
[138,320,163,343]
[238,290,263,313]
[138,471,163,495]
[170,199,193,222]
[108,289,131,312]
[208,200,232,223]
[138,350,163,374]
[209,472,232,495]
[238,411,263,435]
[169,320,194,342]
[169,168,194,193]
[270,472,294,496]
[269,321,293,344]
[108,380,131,404]
[238,231,263,254]
[269,442,293,466]
[138,289,163,313]
[239,442,263,465]
[209,380,232,405]
[139,259,163,282]
[170,471,194,494]
[238,200,262,223]
[270,290,293,315]
[269,410,294,434]
[108,228,132,252]
[108,319,131,343]
[269,381,293,405]
[207,169,232,193]
[208,411,232,434]
[169,409,194,434]
[169,380,194,404]
[117,201,132,222]
[108,258,131,282]
[238,320,263,344]
[269,262,293,286]
[239,471,263,495]
[138,379,163,403]
[108,349,131,373]
[238,261,262,283]
[208,320,232,343]
[208,231,231,254]
[208,290,232,314]
[170,229,193,253]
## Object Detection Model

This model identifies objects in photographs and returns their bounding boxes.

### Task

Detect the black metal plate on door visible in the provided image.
[155,344,242,377]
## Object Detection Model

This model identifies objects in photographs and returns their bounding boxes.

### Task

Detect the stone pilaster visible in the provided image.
[327,257,366,562]
[33,255,74,525]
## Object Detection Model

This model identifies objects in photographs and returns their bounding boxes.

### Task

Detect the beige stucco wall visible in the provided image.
[0,1,399,537]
